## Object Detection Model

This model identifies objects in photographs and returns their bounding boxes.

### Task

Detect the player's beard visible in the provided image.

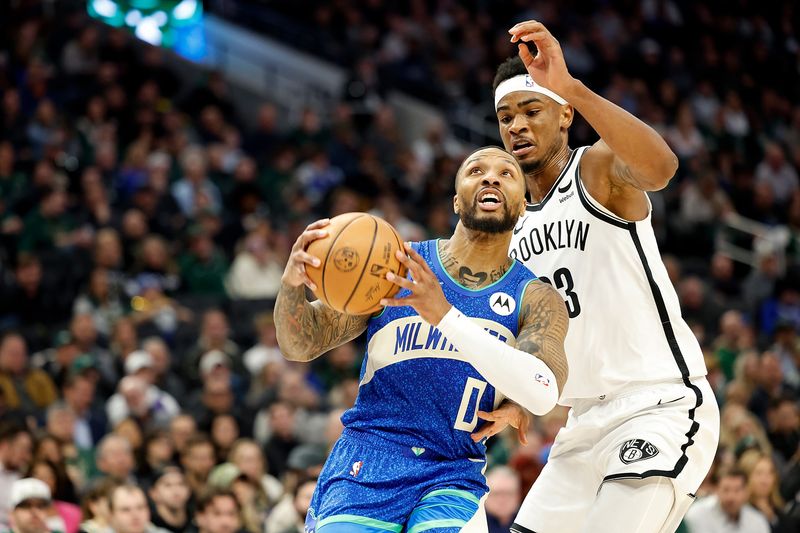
[460,196,517,234]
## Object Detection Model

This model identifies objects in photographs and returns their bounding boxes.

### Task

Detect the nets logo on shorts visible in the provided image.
[490,292,516,316]
[619,439,659,464]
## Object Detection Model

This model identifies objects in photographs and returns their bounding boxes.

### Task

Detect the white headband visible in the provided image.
[494,74,567,109]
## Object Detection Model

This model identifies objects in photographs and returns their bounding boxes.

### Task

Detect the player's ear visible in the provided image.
[453,194,459,214]
[560,104,574,130]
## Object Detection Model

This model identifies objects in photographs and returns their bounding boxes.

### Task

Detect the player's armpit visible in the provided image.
[518,280,569,394]
[274,282,369,362]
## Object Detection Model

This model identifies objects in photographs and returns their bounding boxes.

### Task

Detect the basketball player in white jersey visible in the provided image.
[489,21,720,533]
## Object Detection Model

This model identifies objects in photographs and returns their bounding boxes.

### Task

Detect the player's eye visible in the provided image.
[527,109,539,117]
[500,116,511,124]
[470,167,482,174]
[501,170,511,176]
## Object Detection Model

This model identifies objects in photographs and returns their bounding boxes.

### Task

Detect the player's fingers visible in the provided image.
[303,274,317,292]
[508,20,545,38]
[470,423,496,442]
[395,248,424,280]
[476,410,498,421]
[518,44,535,66]
[404,243,435,276]
[294,251,321,268]
[299,229,329,248]
[379,296,410,307]
[517,425,529,446]
[385,271,414,290]
[304,218,330,231]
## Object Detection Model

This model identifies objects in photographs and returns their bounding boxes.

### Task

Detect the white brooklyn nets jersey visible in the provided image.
[509,146,707,405]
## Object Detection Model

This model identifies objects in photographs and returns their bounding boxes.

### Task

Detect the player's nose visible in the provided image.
[508,113,529,134]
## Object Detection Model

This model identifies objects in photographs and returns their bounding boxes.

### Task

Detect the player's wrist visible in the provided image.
[432,303,455,327]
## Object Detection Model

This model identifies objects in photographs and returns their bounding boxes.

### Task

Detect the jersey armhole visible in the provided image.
[575,159,639,230]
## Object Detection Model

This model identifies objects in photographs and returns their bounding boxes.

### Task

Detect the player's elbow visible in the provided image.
[521,370,559,416]
[526,387,559,417]
[647,152,679,191]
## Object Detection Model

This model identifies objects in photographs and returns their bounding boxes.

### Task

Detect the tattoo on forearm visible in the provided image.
[274,283,368,361]
[517,281,569,392]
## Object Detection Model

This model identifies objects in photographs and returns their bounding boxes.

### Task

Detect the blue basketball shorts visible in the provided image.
[306,430,489,533]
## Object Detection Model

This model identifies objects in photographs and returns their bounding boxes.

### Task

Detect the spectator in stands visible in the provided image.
[225,232,283,300]
[227,439,283,505]
[29,460,80,533]
[748,352,797,424]
[167,415,196,462]
[241,313,283,380]
[738,450,797,532]
[264,402,300,478]
[7,478,51,533]
[756,143,799,209]
[95,435,135,483]
[685,468,770,533]
[171,147,222,217]
[138,431,174,482]
[148,466,190,533]
[180,435,216,500]
[0,425,34,528]
[195,489,241,533]
[184,310,241,385]
[105,373,179,431]
[108,484,167,533]
[62,373,106,450]
[485,466,521,533]
[78,478,115,533]
[178,229,228,297]
[0,332,57,415]
[69,313,116,392]
[72,268,126,340]
[141,338,185,400]
[274,476,316,533]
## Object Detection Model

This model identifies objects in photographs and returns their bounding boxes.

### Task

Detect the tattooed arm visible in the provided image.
[517,280,570,393]
[274,219,369,362]
[275,284,369,362]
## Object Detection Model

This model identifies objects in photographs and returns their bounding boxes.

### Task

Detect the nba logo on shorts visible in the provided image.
[619,439,659,464]
[350,461,363,476]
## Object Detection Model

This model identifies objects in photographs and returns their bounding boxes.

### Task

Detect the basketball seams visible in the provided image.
[320,213,366,307]
[343,215,379,313]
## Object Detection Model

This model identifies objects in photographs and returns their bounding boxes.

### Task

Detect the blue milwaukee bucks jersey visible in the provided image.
[340,239,538,460]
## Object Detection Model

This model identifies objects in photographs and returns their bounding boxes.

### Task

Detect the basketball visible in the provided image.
[306,212,408,315]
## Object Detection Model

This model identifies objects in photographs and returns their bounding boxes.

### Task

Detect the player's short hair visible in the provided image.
[493,55,528,92]
[196,487,240,513]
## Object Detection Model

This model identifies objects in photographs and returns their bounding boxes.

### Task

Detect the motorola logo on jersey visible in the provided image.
[489,292,516,316]
[619,439,660,464]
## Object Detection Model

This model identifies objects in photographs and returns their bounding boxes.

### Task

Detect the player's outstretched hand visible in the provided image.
[380,242,452,326]
[508,20,575,98]
[280,218,330,291]
[471,402,530,445]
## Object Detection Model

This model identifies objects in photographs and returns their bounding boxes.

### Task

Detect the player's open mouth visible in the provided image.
[477,188,503,211]
[511,139,535,157]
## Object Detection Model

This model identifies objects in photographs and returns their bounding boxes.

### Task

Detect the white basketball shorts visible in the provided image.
[512,377,720,533]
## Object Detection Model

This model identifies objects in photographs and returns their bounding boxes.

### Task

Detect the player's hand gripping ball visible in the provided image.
[301,213,408,315]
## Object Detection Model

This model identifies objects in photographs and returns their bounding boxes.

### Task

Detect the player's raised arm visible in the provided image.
[509,21,678,196]
[382,244,567,416]
[274,219,369,362]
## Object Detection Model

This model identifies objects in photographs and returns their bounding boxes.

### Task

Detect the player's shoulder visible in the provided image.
[520,279,562,310]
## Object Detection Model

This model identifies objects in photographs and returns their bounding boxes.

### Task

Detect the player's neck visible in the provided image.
[525,144,572,203]
[438,226,513,290]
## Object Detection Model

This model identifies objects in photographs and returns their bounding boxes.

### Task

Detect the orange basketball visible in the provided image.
[306,213,408,315]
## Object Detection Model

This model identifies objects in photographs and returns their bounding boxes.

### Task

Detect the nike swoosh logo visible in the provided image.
[556,179,572,194]
[657,395,685,406]
[513,220,527,234]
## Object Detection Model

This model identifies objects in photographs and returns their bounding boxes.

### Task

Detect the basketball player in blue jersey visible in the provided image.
[274,146,568,533]
[487,20,720,533]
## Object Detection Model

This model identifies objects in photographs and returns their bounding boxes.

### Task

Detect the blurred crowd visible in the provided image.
[0,1,798,532]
